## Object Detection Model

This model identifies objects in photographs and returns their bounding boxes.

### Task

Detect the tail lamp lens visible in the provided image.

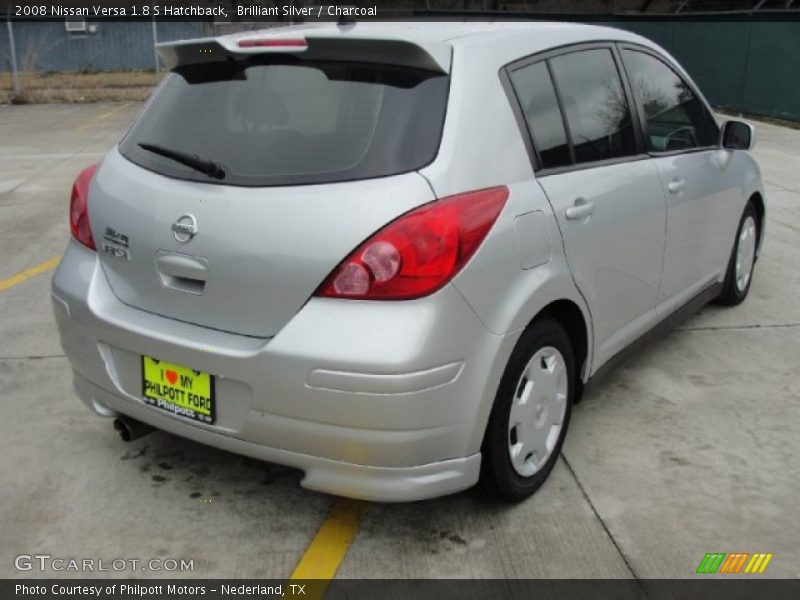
[69,164,98,251]
[316,186,508,300]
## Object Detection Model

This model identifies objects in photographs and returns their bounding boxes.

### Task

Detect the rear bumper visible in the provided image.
[52,241,514,501]
[74,373,480,502]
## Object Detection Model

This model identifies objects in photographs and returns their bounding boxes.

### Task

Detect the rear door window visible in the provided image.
[548,49,638,165]
[509,61,572,170]
[119,59,449,187]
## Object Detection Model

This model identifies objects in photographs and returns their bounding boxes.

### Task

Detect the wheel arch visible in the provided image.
[537,299,589,403]
[471,291,594,453]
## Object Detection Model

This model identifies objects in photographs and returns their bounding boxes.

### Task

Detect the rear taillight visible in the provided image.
[316,186,509,300]
[69,165,98,251]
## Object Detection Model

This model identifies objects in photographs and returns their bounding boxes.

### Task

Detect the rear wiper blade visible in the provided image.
[138,142,226,180]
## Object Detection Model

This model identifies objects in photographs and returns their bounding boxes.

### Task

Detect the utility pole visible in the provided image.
[151,16,159,74]
[6,16,21,95]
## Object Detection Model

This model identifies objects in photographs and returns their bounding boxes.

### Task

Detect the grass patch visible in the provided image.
[0,70,163,104]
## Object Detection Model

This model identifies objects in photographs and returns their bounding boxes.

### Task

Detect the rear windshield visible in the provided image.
[119,58,449,187]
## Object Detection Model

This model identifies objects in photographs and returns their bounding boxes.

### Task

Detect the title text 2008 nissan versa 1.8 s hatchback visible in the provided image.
[52,22,765,502]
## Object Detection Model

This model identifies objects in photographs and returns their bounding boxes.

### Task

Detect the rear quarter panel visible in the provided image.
[420,40,594,376]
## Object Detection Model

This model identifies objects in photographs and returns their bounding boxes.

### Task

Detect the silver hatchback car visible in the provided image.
[52,22,764,502]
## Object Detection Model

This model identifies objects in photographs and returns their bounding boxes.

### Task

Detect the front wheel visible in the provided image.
[481,317,575,502]
[717,202,759,306]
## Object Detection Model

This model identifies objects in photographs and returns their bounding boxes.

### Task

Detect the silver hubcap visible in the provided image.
[508,346,568,477]
[735,215,757,292]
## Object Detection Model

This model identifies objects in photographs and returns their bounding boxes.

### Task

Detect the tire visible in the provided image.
[717,202,759,306]
[481,317,575,502]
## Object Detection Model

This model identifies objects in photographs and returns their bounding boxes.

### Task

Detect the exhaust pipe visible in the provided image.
[113,416,154,442]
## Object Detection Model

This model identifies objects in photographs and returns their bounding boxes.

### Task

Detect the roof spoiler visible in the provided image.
[157,35,451,74]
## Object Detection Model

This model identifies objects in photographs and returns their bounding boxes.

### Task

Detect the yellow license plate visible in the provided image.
[142,356,215,424]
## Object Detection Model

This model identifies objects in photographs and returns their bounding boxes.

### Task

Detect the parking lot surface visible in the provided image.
[1,103,798,579]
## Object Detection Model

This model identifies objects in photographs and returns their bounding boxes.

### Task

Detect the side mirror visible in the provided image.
[721,120,755,151]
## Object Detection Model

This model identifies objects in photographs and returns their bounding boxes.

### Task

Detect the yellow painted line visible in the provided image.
[75,102,131,132]
[289,498,366,596]
[0,256,60,292]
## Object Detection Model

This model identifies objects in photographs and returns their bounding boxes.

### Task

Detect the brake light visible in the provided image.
[69,165,98,251]
[316,186,508,300]
[237,38,308,49]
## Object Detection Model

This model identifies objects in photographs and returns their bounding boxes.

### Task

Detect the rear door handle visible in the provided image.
[667,179,686,194]
[565,198,595,220]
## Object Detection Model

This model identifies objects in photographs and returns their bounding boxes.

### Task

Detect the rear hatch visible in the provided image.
[90,40,449,338]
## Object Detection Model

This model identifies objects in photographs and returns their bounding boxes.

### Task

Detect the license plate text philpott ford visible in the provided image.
[142,356,215,424]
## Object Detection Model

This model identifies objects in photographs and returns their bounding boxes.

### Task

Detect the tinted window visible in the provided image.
[622,49,718,152]
[549,49,638,164]
[119,59,448,187]
[510,61,571,169]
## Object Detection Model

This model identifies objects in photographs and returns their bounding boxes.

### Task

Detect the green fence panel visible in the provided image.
[743,21,800,122]
[671,23,752,111]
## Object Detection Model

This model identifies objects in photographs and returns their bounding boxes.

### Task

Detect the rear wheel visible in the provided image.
[717,202,759,306]
[481,317,574,502]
